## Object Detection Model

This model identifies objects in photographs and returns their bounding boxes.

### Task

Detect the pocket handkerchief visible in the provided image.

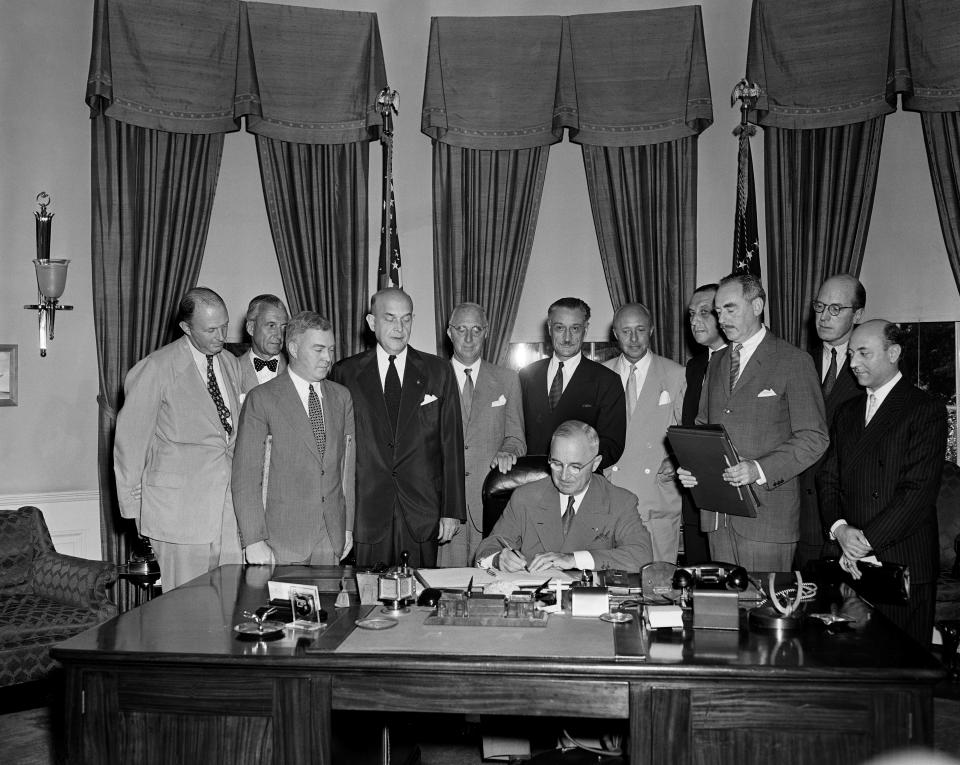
[491,394,507,407]
[757,389,777,398]
[421,393,438,406]
[658,390,672,405]
[238,393,246,407]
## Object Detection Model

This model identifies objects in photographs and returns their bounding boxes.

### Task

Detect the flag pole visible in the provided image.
[730,79,761,279]
[376,87,402,290]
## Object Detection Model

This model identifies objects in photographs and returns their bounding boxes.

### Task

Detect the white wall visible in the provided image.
[2,0,957,556]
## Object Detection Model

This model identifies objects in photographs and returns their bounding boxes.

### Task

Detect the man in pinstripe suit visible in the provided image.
[818,320,947,645]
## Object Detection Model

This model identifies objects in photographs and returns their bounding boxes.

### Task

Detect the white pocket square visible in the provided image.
[491,394,507,407]
[757,389,778,398]
[421,393,438,406]
[658,391,671,405]
[238,393,246,406]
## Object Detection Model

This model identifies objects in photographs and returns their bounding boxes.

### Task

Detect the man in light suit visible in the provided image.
[796,274,865,568]
[519,297,625,469]
[475,421,653,572]
[818,320,946,644]
[603,303,686,563]
[678,273,829,571]
[232,311,355,565]
[330,288,466,568]
[681,284,726,562]
[238,294,288,393]
[114,287,244,589]
[438,302,526,567]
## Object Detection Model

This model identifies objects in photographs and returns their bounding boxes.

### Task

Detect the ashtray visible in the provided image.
[234,620,286,639]
[355,616,398,630]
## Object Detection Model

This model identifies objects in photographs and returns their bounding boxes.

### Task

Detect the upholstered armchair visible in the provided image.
[0,506,117,688]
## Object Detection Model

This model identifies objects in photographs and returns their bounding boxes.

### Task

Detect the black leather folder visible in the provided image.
[817,558,911,605]
[667,425,759,517]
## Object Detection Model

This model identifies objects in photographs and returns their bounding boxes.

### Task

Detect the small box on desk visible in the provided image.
[692,588,739,630]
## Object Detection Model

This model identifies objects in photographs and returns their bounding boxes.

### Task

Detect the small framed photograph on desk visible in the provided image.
[289,585,325,630]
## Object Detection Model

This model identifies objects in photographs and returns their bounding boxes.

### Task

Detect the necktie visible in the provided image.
[561,495,576,538]
[253,356,278,373]
[461,367,474,424]
[864,392,878,426]
[308,384,326,460]
[625,363,638,418]
[821,348,837,399]
[729,343,743,390]
[205,355,232,436]
[384,354,402,433]
[549,362,565,410]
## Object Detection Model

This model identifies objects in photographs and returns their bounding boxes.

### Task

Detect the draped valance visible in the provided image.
[86,0,386,142]
[746,0,902,129]
[421,9,713,150]
[900,0,960,113]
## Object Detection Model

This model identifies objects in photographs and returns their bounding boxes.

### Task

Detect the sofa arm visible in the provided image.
[32,551,118,620]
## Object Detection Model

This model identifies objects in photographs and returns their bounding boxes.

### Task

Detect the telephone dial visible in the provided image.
[672,562,749,592]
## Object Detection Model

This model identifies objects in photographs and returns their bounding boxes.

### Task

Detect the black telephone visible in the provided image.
[672,562,749,592]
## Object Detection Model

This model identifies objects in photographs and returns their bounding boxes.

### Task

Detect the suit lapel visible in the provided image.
[846,379,909,467]
[176,337,222,433]
[357,351,393,440]
[632,355,662,429]
[468,360,497,430]
[276,373,322,465]
[533,480,564,554]
[397,348,426,433]
[732,332,771,395]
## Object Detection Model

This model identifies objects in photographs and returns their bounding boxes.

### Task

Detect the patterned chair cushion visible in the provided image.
[0,509,36,594]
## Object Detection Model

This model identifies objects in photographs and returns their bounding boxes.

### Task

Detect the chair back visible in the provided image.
[481,455,550,536]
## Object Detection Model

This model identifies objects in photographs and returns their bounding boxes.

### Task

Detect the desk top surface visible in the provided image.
[54,565,943,682]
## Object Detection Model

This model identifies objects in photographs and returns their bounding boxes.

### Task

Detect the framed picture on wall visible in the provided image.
[0,345,17,407]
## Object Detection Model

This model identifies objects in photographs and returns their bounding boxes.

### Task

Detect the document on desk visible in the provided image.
[416,567,575,590]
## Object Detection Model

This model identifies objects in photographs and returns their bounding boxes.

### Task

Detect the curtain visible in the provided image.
[583,139,698,362]
[87,0,238,607]
[564,8,711,362]
[238,2,386,357]
[747,0,900,347]
[90,115,225,608]
[432,144,550,363]
[256,138,370,357]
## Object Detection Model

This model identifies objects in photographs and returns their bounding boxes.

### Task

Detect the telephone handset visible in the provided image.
[672,562,749,592]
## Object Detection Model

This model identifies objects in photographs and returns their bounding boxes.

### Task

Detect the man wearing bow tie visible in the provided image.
[678,273,828,571]
[239,294,288,392]
[114,287,244,589]
[438,302,526,566]
[603,303,686,564]
[233,312,355,565]
[331,288,465,568]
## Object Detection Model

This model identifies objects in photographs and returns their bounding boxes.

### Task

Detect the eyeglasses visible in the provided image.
[812,301,856,316]
[449,325,486,337]
[548,458,587,475]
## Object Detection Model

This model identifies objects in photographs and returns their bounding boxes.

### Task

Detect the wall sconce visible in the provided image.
[24,192,72,357]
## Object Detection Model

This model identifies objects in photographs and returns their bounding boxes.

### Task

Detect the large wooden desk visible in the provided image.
[53,565,944,764]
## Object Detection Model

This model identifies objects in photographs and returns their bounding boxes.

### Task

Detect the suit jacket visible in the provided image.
[330,346,466,544]
[696,330,828,542]
[798,349,861,547]
[602,354,685,522]
[519,356,626,468]
[817,378,946,584]
[474,474,653,571]
[231,372,355,562]
[682,352,710,427]
[239,349,287,394]
[114,336,244,544]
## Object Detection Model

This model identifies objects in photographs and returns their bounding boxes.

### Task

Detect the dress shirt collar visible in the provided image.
[288,368,324,415]
[451,357,480,391]
[248,348,281,384]
[376,344,408,387]
[866,371,902,408]
[822,341,849,372]
[559,482,590,515]
[707,343,727,361]
[547,352,582,393]
[733,325,766,372]
[615,352,652,391]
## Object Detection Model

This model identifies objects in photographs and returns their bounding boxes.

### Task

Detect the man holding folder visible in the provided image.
[475,420,653,572]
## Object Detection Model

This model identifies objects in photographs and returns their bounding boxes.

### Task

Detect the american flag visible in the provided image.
[732,121,761,278]
[377,88,402,289]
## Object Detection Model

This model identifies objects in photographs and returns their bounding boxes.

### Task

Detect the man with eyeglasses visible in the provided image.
[678,273,828,571]
[796,274,866,568]
[438,302,526,566]
[519,297,626,470]
[330,288,465,568]
[475,420,653,572]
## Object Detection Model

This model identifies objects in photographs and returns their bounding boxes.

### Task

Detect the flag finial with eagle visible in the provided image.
[731,79,761,278]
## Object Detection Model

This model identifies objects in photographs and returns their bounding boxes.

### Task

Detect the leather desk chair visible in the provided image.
[481,455,550,537]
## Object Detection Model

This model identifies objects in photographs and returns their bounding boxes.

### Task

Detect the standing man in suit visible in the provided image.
[232,311,355,565]
[681,284,726,562]
[795,274,865,567]
[678,273,829,571]
[114,287,244,589]
[330,288,465,568]
[438,302,526,566]
[238,294,288,393]
[818,320,946,644]
[603,303,686,563]
[475,421,653,572]
[519,297,625,469]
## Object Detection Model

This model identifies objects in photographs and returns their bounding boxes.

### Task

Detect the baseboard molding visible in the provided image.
[0,490,102,561]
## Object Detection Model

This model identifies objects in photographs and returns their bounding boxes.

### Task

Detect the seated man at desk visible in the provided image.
[475,420,653,572]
